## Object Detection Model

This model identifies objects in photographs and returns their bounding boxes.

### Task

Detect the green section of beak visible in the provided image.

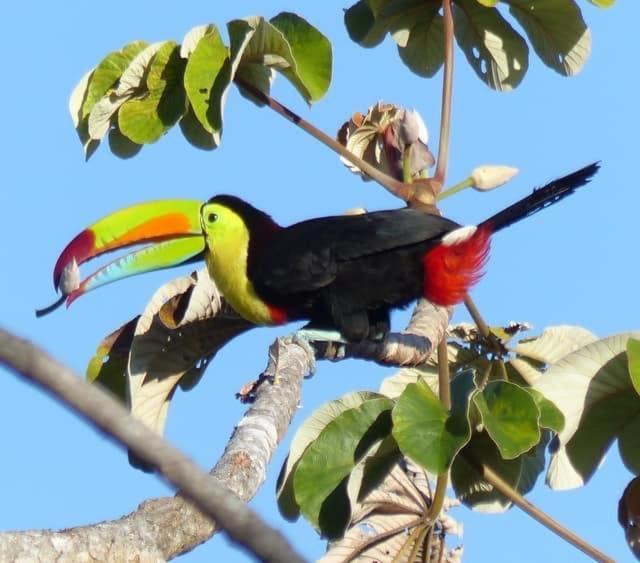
[45,199,205,311]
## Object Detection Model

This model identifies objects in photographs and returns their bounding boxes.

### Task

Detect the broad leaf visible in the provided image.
[533,332,640,490]
[627,338,640,396]
[343,1,388,48]
[588,0,614,7]
[183,25,227,145]
[86,318,138,403]
[527,388,564,433]
[396,5,444,77]
[270,12,332,103]
[393,372,474,474]
[127,269,252,437]
[119,41,187,144]
[322,462,457,563]
[515,325,597,365]
[379,364,439,399]
[473,380,541,459]
[277,391,384,521]
[507,0,590,76]
[451,431,545,513]
[453,0,529,91]
[293,397,394,537]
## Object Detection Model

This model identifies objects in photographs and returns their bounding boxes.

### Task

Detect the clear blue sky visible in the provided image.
[2,2,638,562]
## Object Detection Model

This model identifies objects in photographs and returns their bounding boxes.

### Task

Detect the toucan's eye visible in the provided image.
[207,212,218,223]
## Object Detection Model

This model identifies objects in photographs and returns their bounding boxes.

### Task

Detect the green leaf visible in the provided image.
[534,332,640,490]
[119,42,187,144]
[344,1,388,48]
[587,0,614,6]
[506,0,590,76]
[270,12,332,102]
[392,372,474,474]
[527,388,565,433]
[86,318,137,403]
[379,363,439,399]
[627,338,640,396]
[277,391,383,521]
[345,435,400,510]
[81,41,148,120]
[397,10,444,77]
[183,25,228,144]
[451,432,523,513]
[108,127,143,159]
[293,397,394,537]
[473,381,541,459]
[453,0,529,91]
[179,104,217,151]
[476,0,499,5]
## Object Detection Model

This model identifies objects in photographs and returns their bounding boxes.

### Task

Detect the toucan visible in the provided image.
[41,163,599,341]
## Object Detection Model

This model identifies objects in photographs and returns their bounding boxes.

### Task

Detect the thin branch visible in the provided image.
[0,328,309,563]
[467,456,614,563]
[234,77,421,203]
[434,0,455,189]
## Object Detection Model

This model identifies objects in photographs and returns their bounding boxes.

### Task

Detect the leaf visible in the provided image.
[81,41,148,120]
[451,432,523,513]
[527,388,564,433]
[587,0,614,7]
[627,338,640,396]
[619,476,640,560]
[180,24,217,58]
[108,127,143,159]
[453,0,529,91]
[119,41,187,144]
[396,6,444,77]
[343,1,388,48]
[277,391,384,521]
[322,463,448,563]
[533,332,640,490]
[86,42,165,142]
[392,372,474,474]
[270,12,332,102]
[345,435,400,512]
[506,0,590,76]
[293,398,394,537]
[127,269,252,437]
[379,363,439,399]
[183,25,228,144]
[179,104,217,150]
[473,380,541,459]
[86,317,138,403]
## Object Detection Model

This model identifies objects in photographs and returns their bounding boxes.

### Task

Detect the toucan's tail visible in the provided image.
[480,162,600,233]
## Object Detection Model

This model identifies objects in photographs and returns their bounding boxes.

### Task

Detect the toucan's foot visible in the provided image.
[295,327,347,343]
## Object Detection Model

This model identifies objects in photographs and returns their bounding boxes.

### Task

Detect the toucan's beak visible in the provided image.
[37,199,205,316]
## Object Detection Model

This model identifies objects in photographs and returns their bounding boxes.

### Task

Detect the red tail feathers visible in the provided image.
[422,225,491,306]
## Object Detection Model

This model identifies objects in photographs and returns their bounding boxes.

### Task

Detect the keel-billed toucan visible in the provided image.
[42,163,598,341]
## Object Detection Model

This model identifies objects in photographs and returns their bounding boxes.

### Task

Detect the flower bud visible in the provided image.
[471,165,519,191]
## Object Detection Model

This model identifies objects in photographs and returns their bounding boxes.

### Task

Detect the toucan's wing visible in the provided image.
[251,208,459,295]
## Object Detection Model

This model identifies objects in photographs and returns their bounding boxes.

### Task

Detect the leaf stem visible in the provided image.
[437,177,473,201]
[434,0,455,189]
[467,455,615,563]
[234,77,418,203]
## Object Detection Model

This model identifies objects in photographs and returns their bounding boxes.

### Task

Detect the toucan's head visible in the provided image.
[38,195,278,317]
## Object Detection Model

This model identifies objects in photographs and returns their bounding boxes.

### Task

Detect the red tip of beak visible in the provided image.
[53,229,96,290]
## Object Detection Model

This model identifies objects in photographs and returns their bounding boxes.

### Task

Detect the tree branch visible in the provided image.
[0,329,313,562]
[314,300,450,366]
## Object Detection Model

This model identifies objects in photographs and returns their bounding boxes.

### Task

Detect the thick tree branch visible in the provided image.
[0,329,312,562]
[314,300,450,366]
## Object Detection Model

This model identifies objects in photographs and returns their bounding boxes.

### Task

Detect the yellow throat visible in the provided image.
[201,201,275,325]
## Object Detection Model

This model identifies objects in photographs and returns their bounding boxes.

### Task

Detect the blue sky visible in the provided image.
[2,2,638,562]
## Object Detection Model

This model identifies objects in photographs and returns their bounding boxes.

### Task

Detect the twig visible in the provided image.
[467,455,614,563]
[0,327,306,563]
[234,77,418,203]
[434,0,455,189]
